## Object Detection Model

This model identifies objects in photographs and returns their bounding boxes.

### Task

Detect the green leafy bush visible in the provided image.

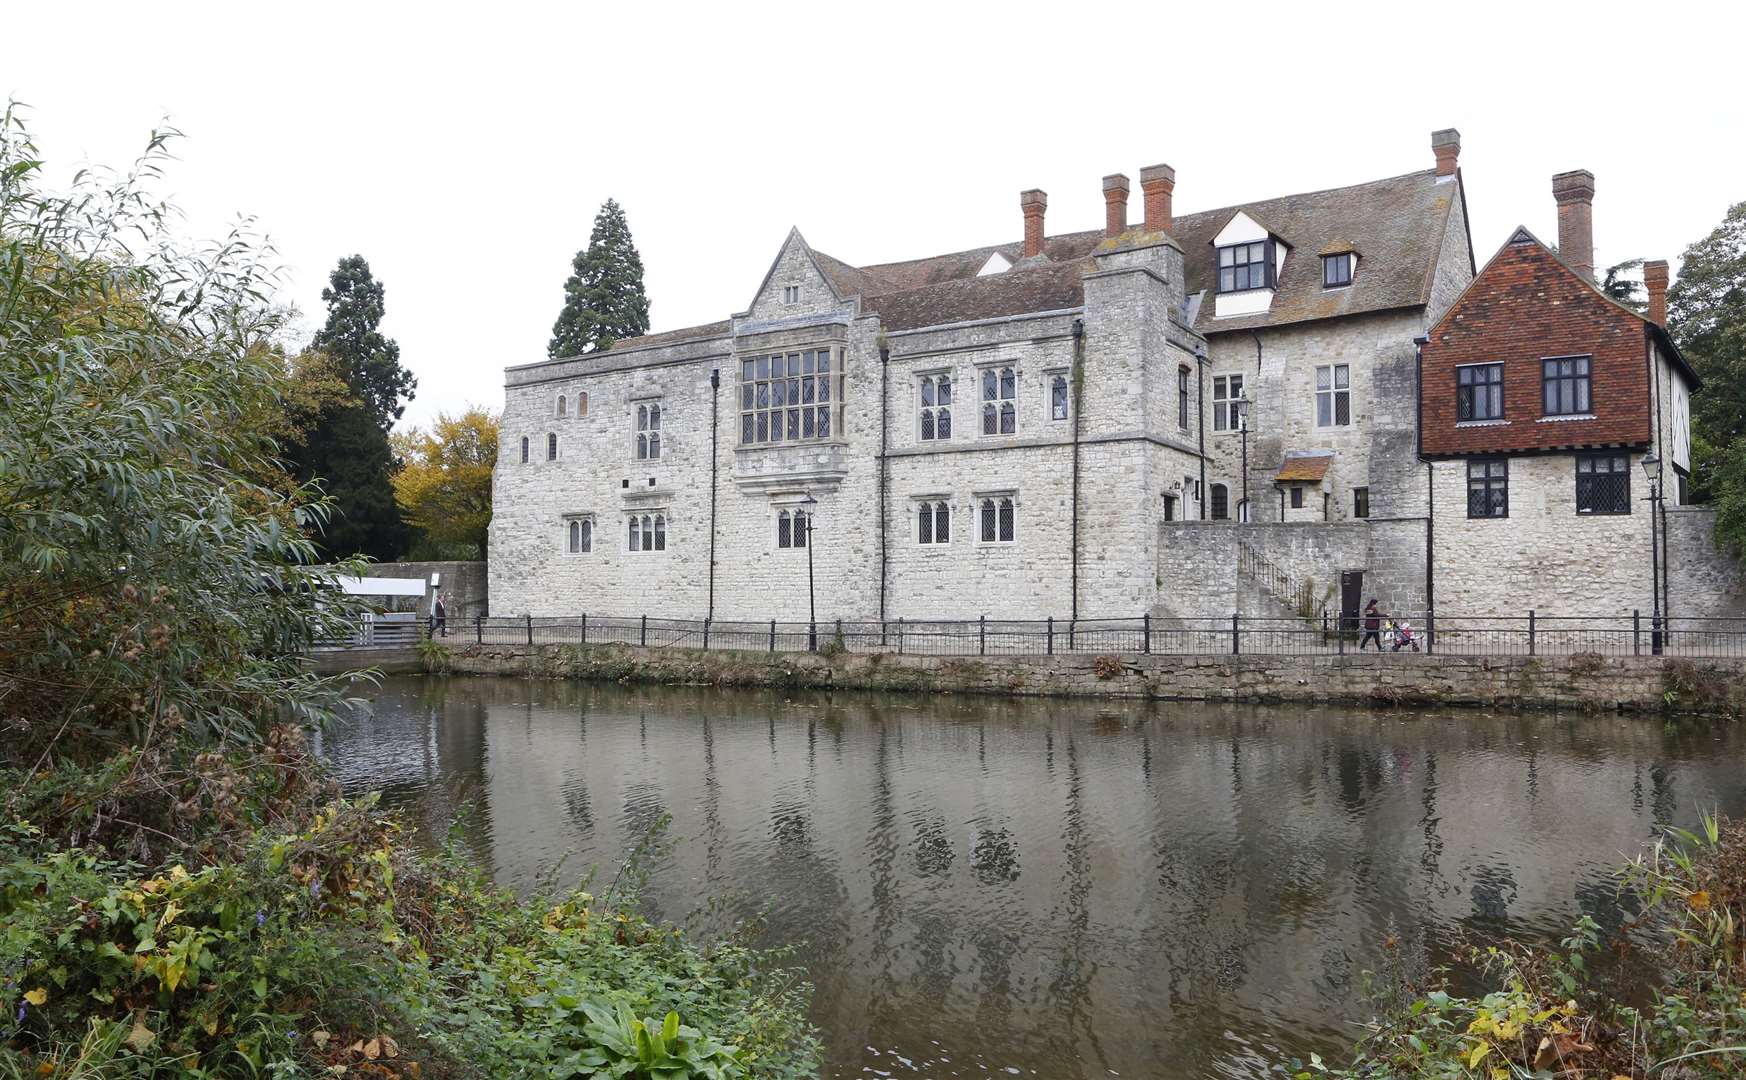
[0,108,819,1079]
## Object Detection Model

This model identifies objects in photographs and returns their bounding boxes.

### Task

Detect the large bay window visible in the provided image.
[740,348,840,445]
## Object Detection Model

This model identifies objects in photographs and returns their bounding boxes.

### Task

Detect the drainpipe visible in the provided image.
[708,367,720,621]
[1648,329,1670,623]
[1196,346,1208,520]
[1249,331,1262,519]
[1071,318,1085,623]
[879,344,890,625]
[1414,335,1433,621]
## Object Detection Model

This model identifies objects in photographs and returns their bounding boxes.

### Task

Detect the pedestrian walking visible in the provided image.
[1359,599,1383,652]
[433,592,448,638]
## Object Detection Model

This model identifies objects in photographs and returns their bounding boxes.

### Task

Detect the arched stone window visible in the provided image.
[520,436,529,464]
[568,520,580,553]
[981,366,1016,435]
[919,374,952,441]
[628,516,640,550]
[557,395,567,417]
[636,403,663,460]
[652,514,666,551]
[546,432,558,461]
[579,519,592,551]
[577,392,589,417]
[1211,484,1229,520]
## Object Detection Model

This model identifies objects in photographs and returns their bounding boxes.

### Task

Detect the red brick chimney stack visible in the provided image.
[1020,189,1047,258]
[1102,173,1129,238]
[1644,259,1670,326]
[1552,170,1597,282]
[1140,163,1175,233]
[1431,128,1461,177]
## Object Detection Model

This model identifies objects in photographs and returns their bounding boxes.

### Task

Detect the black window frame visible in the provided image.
[1456,362,1505,422]
[1467,457,1510,519]
[1216,239,1274,293]
[1574,452,1631,515]
[1178,366,1190,429]
[1321,252,1353,288]
[1541,355,1593,417]
[1353,486,1370,519]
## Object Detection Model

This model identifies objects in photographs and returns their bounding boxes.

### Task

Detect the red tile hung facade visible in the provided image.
[1421,234,1651,457]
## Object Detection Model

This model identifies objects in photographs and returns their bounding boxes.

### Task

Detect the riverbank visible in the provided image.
[355,640,1746,715]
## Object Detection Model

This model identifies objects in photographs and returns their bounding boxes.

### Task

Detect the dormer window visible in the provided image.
[1217,241,1274,293]
[1322,253,1354,288]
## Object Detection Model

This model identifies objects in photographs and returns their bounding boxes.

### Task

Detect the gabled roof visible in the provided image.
[573,166,1467,354]
[1432,225,1700,389]
[840,169,1464,334]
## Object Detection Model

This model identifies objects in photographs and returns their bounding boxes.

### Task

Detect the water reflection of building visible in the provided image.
[339,680,1746,1079]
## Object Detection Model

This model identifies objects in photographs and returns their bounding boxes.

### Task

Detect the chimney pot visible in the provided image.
[1140,163,1175,232]
[1644,259,1670,326]
[1552,169,1596,282]
[1102,173,1130,238]
[1020,188,1048,259]
[1431,128,1461,177]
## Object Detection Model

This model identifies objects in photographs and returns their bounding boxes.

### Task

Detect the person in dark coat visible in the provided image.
[433,593,448,638]
[1359,599,1383,651]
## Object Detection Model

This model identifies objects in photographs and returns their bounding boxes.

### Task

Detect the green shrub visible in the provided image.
[1284,814,1746,1079]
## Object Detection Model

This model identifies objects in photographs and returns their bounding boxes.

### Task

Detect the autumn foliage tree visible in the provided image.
[391,407,498,559]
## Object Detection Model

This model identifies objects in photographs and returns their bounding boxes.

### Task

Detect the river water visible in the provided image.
[317,676,1746,1079]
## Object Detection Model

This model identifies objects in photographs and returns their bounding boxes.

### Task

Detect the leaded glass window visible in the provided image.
[981,366,1016,435]
[739,349,840,446]
[636,404,662,460]
[920,374,952,440]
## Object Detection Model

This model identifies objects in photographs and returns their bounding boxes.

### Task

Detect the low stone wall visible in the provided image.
[420,640,1746,716]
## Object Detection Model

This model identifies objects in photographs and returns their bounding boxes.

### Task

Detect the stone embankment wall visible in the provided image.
[413,641,1746,716]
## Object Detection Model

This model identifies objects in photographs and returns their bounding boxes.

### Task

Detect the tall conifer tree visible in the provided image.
[287,255,415,560]
[548,199,651,358]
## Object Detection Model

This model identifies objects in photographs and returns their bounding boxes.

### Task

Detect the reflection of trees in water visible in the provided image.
[909,813,955,877]
[972,826,1021,885]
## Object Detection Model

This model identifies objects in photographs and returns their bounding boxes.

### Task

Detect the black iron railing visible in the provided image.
[412,611,1746,660]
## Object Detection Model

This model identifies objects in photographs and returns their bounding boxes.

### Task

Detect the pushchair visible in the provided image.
[1389,620,1421,652]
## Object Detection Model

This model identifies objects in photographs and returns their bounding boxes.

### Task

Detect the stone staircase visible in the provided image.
[1236,540,1330,627]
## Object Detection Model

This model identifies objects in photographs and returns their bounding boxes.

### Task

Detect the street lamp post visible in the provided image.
[1640,453,1664,655]
[801,494,818,651]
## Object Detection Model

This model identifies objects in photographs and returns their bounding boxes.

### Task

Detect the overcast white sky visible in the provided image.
[8,1,1741,429]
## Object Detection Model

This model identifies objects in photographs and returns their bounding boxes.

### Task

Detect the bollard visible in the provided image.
[641,614,648,647]
[1143,612,1151,654]
[769,619,776,652]
[979,615,986,656]
[1232,613,1240,655]
[582,612,588,644]
[1527,609,1536,656]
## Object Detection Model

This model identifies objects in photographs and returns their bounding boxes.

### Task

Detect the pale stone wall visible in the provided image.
[1666,509,1746,621]
[1425,179,1474,325]
[1431,453,1655,616]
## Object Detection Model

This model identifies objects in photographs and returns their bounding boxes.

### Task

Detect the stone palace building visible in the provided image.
[490,130,1743,626]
